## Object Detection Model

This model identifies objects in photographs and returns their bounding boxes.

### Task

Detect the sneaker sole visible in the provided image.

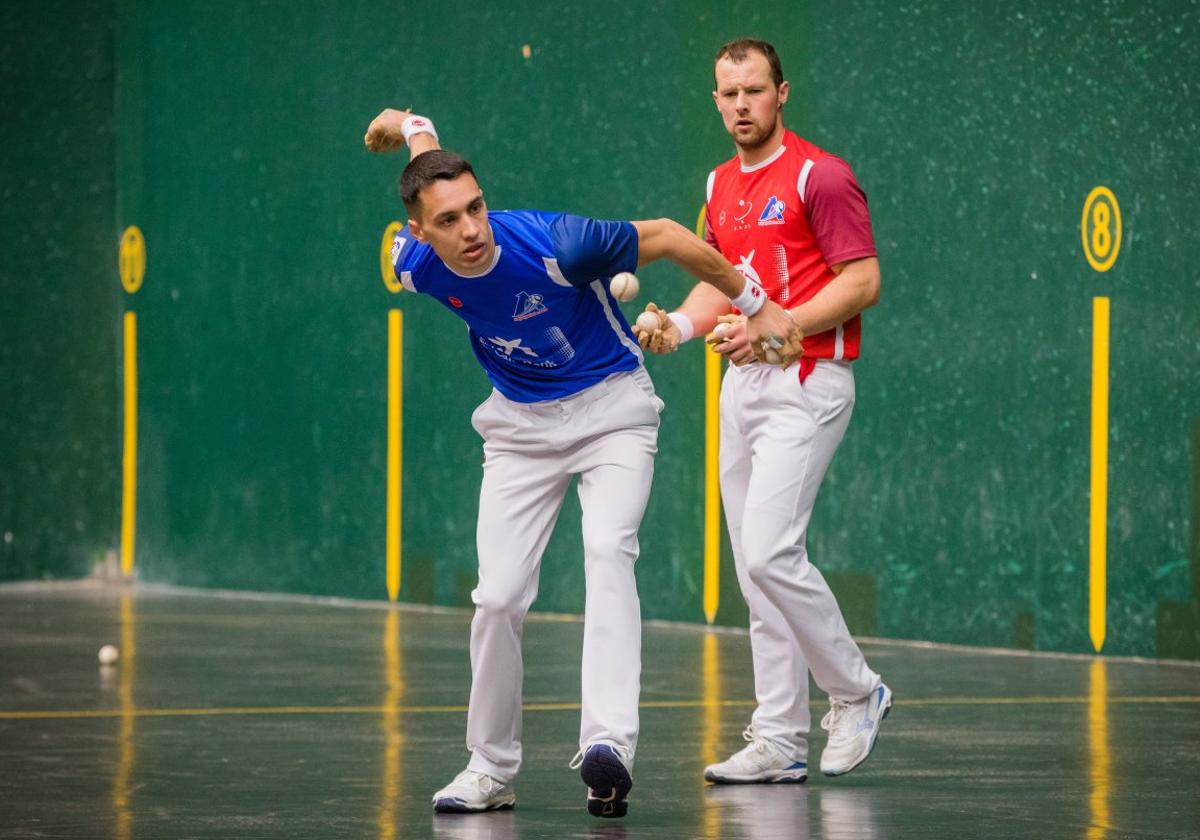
[432,797,515,814]
[703,770,808,785]
[822,693,893,777]
[580,749,632,818]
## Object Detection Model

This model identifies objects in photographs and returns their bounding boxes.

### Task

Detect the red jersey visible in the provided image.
[704,130,877,362]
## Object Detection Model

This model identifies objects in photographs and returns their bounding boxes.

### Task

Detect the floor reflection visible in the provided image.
[112,593,136,840]
[378,609,405,840]
[430,810,518,840]
[1087,659,1110,840]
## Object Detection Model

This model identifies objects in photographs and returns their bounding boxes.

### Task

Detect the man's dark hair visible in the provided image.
[714,38,784,88]
[399,149,476,217]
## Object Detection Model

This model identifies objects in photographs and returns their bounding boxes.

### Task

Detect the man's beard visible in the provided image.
[733,114,778,152]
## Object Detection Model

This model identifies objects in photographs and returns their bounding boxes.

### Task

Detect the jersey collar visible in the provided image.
[740,144,787,173]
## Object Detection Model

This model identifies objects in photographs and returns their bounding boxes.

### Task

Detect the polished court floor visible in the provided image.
[1,582,1198,839]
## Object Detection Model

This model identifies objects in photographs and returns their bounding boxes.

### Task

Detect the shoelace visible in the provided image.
[821,699,853,737]
[738,725,774,757]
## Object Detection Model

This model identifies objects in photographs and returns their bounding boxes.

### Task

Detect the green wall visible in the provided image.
[4,1,1197,659]
[0,2,120,580]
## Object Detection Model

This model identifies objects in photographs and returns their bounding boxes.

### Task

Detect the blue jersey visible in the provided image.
[392,210,644,402]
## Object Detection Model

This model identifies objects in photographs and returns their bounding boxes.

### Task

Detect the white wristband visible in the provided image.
[401,115,439,144]
[667,312,694,343]
[730,277,766,317]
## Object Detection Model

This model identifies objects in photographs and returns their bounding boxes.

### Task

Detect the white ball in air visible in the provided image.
[98,645,119,665]
[609,272,640,302]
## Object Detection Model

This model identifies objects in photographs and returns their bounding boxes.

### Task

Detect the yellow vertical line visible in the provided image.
[1086,659,1111,839]
[704,350,721,624]
[386,310,403,601]
[696,205,721,624]
[120,312,138,578]
[1089,298,1110,653]
[113,593,136,840]
[377,610,403,840]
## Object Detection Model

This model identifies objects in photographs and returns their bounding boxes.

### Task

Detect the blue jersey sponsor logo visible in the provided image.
[513,291,549,321]
[758,196,786,225]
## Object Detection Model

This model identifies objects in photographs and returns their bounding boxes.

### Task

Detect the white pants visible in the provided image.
[464,367,662,783]
[719,360,880,761]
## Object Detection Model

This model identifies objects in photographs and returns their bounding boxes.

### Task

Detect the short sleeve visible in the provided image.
[391,230,420,292]
[805,155,877,267]
[548,214,639,288]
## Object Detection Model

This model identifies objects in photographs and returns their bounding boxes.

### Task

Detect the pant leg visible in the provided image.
[738,362,878,701]
[465,396,572,783]
[720,370,812,760]
[572,369,662,761]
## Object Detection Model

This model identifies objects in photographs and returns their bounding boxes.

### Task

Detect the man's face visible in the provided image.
[713,52,789,152]
[408,174,495,274]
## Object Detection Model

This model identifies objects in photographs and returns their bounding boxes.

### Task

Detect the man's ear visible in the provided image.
[777,80,789,108]
[407,218,426,242]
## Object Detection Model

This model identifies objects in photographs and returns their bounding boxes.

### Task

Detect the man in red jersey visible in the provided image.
[640,39,891,782]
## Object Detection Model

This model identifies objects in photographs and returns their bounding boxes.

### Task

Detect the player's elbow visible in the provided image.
[634,218,690,265]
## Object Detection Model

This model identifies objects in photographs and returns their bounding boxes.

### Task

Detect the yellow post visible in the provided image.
[1089,298,1110,652]
[120,312,138,578]
[697,206,722,624]
[386,309,403,601]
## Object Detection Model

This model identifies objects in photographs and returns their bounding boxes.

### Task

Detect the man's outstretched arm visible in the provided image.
[631,218,799,361]
[364,108,440,159]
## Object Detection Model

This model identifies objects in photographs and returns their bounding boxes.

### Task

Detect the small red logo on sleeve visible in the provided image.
[449,296,464,308]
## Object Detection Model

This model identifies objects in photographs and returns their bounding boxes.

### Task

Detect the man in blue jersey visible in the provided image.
[364,108,798,819]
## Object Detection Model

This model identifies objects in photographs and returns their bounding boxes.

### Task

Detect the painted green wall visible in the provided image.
[0,1,120,580]
[5,1,1197,658]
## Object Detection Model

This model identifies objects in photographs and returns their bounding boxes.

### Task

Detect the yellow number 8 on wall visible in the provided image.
[1081,187,1121,273]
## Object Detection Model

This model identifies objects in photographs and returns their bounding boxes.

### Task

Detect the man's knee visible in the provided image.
[472,581,534,619]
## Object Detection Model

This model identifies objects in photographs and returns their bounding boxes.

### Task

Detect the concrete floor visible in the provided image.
[1,582,1198,839]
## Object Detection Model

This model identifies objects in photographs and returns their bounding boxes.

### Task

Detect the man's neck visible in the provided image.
[735,123,788,168]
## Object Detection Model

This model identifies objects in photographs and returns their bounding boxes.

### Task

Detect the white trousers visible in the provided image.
[464,367,662,783]
[719,360,880,761]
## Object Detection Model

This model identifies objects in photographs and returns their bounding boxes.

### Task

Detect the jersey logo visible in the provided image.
[758,195,786,225]
[512,291,549,321]
[390,235,406,265]
[735,250,762,287]
[733,199,754,231]
[718,210,727,226]
[488,337,539,358]
[448,296,464,308]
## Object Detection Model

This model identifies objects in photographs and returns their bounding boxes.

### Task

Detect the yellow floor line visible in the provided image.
[2,695,1197,721]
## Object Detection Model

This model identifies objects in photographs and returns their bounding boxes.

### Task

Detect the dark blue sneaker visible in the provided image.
[571,743,633,818]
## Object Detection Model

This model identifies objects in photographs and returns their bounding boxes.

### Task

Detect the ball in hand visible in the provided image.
[609,272,640,302]
[635,312,660,332]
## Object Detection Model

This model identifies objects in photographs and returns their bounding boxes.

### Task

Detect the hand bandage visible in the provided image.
[749,311,804,369]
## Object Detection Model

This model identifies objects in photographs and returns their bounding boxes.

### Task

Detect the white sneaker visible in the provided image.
[703,726,808,784]
[819,683,893,776]
[431,769,516,813]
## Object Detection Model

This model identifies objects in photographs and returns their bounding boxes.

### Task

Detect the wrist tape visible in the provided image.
[730,277,766,317]
[401,115,439,143]
[667,312,694,343]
